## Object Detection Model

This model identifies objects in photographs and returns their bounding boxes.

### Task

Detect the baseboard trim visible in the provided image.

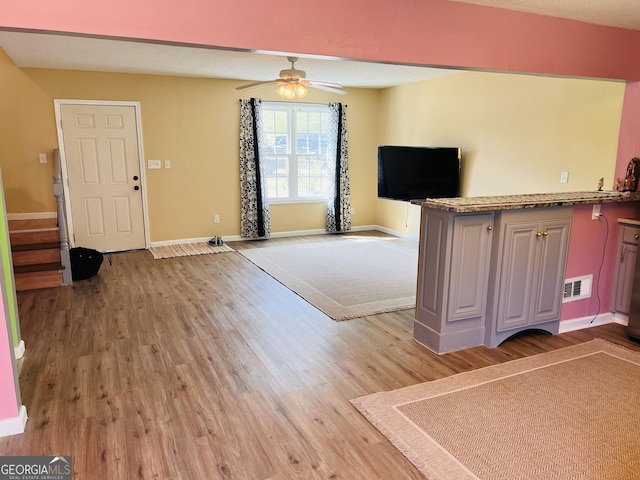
[558,312,619,333]
[0,405,28,438]
[149,225,382,247]
[374,226,419,242]
[14,340,25,360]
[150,237,218,248]
[7,212,57,221]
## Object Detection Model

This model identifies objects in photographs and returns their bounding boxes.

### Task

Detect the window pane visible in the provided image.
[297,155,328,197]
[263,154,290,198]
[262,110,290,154]
[262,104,331,200]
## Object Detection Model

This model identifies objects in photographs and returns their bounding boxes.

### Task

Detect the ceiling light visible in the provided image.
[277,81,308,99]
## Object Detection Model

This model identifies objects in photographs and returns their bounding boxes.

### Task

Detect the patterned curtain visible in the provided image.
[239,98,270,238]
[326,103,352,233]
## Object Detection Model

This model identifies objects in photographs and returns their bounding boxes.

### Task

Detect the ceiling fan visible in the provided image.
[236,56,347,99]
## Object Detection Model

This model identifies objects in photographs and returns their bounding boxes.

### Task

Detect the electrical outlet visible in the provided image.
[560,171,569,184]
[592,204,601,220]
[214,214,220,224]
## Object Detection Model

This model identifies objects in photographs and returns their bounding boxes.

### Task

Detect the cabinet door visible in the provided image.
[447,214,493,322]
[614,243,638,314]
[530,218,571,324]
[496,220,539,331]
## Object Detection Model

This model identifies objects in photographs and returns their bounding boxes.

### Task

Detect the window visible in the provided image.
[261,102,331,202]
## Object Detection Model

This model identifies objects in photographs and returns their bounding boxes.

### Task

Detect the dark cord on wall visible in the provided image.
[591,214,609,323]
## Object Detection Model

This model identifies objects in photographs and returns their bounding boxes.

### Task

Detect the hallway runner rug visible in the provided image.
[150,242,234,259]
[351,339,640,479]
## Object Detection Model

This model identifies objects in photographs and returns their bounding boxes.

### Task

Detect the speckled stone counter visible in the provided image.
[411,191,640,213]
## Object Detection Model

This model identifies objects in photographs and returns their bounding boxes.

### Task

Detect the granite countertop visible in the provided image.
[411,191,640,213]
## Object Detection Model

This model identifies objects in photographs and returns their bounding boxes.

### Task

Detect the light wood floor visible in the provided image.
[2,233,639,479]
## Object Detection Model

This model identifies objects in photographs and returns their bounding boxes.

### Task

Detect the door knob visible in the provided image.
[134,186,140,191]
[133,175,139,181]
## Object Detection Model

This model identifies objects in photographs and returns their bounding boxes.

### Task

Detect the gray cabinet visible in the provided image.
[414,205,572,353]
[485,207,572,347]
[414,209,494,353]
[611,220,640,315]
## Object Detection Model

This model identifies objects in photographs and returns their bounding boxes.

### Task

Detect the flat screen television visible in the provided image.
[377,145,461,201]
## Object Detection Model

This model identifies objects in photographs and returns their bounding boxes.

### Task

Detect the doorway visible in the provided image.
[55,100,149,252]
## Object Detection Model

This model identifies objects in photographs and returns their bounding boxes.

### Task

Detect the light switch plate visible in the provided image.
[39,153,47,164]
[560,171,569,184]
[165,160,171,169]
[148,159,162,169]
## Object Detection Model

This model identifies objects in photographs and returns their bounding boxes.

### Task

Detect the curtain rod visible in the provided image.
[238,99,347,107]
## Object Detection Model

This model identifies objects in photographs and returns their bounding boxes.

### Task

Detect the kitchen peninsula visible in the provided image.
[411,191,640,354]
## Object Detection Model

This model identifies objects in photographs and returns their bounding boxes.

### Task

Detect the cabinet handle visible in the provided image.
[542,231,549,236]
[487,225,493,231]
[536,232,543,237]
[635,234,639,240]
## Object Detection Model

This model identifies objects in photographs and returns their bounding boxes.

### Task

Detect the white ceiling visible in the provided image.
[0,31,461,89]
[0,1,638,88]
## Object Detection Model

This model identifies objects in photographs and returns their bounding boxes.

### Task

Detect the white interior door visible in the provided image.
[59,103,146,252]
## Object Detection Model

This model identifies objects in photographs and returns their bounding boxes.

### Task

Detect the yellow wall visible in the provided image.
[376,71,625,237]
[0,49,58,213]
[0,49,378,241]
[0,48,627,243]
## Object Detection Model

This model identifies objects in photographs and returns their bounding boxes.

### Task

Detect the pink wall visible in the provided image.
[562,82,640,320]
[615,82,640,182]
[0,293,19,422]
[3,0,640,81]
[562,202,640,320]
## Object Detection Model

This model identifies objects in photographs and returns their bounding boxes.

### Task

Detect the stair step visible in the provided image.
[14,262,64,274]
[11,241,60,252]
[9,218,68,290]
[14,269,64,291]
[8,218,58,231]
[12,248,61,267]
[10,228,60,246]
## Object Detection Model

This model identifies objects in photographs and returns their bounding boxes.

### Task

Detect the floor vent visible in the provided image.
[562,275,593,303]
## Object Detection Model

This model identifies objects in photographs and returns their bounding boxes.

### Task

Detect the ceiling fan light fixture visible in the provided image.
[295,83,308,98]
[277,81,307,99]
[237,56,345,96]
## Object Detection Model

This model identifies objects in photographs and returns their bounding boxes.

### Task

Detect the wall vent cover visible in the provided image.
[562,275,593,303]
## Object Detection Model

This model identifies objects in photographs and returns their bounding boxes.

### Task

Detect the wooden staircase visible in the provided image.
[9,218,66,290]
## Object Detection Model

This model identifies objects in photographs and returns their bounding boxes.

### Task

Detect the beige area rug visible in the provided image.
[238,235,418,321]
[351,339,640,480]
[150,242,234,259]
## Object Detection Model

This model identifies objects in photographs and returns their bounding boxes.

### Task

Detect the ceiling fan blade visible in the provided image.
[308,83,347,95]
[235,80,278,91]
[307,80,344,89]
